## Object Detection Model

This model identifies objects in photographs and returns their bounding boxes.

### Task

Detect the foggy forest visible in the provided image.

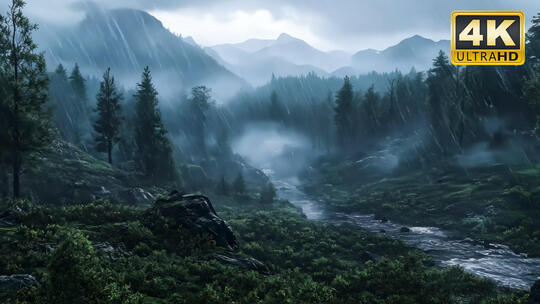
[1,1,540,303]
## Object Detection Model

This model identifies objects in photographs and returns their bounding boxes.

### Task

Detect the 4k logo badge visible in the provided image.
[451,11,525,65]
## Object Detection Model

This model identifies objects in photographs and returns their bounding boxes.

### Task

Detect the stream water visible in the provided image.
[272,177,540,290]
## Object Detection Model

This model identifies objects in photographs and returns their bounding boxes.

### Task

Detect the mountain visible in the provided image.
[37,8,247,101]
[251,33,350,72]
[205,43,330,86]
[207,33,348,86]
[348,35,450,74]
[208,33,450,86]
[215,37,276,54]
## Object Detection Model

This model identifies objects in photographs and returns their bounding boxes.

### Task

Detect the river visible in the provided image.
[272,177,540,290]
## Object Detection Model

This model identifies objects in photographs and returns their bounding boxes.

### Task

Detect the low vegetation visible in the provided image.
[303,159,540,257]
[0,195,529,303]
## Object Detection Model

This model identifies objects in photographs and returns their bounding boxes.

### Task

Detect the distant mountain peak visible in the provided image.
[409,34,429,40]
[276,33,300,43]
[399,34,434,44]
[277,33,293,39]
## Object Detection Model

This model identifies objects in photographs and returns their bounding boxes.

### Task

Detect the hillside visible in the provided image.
[37,8,247,100]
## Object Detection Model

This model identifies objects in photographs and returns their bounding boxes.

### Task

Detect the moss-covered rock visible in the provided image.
[144,191,239,251]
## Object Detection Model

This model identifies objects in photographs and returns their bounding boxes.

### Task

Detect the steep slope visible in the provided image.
[38,8,247,100]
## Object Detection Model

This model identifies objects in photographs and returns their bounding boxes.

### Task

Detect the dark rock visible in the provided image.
[145,191,239,250]
[0,274,39,292]
[374,214,388,223]
[0,205,24,226]
[379,229,386,233]
[121,187,155,205]
[208,254,267,273]
[530,280,540,304]
[93,242,130,258]
[400,227,411,233]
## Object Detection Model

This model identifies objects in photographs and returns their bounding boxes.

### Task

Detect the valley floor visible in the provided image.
[0,192,529,303]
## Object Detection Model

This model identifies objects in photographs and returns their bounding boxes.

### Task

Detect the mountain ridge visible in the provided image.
[37,8,248,101]
[208,33,450,85]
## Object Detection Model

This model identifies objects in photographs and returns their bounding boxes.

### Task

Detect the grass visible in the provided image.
[303,160,540,257]
[0,196,528,303]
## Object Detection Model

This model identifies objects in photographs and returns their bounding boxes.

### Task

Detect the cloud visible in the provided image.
[150,8,328,49]
[2,0,538,51]
[150,0,540,51]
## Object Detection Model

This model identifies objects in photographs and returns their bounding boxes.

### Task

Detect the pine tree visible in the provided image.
[0,0,52,198]
[426,51,456,155]
[93,68,123,164]
[334,76,355,149]
[69,63,89,145]
[269,90,285,122]
[524,63,540,134]
[49,64,76,142]
[134,66,176,182]
[362,85,380,137]
[524,14,540,134]
[526,13,540,60]
[189,86,211,156]
[0,75,9,198]
[232,172,245,195]
[259,182,276,204]
[69,63,87,103]
[215,175,230,195]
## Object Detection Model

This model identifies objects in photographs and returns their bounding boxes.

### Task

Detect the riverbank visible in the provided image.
[274,178,540,290]
[301,159,540,258]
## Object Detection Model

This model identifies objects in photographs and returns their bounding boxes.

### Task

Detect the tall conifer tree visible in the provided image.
[334,76,355,149]
[93,68,122,164]
[0,0,52,198]
[134,66,176,182]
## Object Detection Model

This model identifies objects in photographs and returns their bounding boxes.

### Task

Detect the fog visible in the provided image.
[232,123,320,178]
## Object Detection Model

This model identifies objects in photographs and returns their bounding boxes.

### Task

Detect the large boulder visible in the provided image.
[0,274,39,292]
[145,191,239,250]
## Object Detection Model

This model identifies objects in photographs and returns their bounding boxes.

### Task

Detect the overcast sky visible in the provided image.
[4,0,540,52]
